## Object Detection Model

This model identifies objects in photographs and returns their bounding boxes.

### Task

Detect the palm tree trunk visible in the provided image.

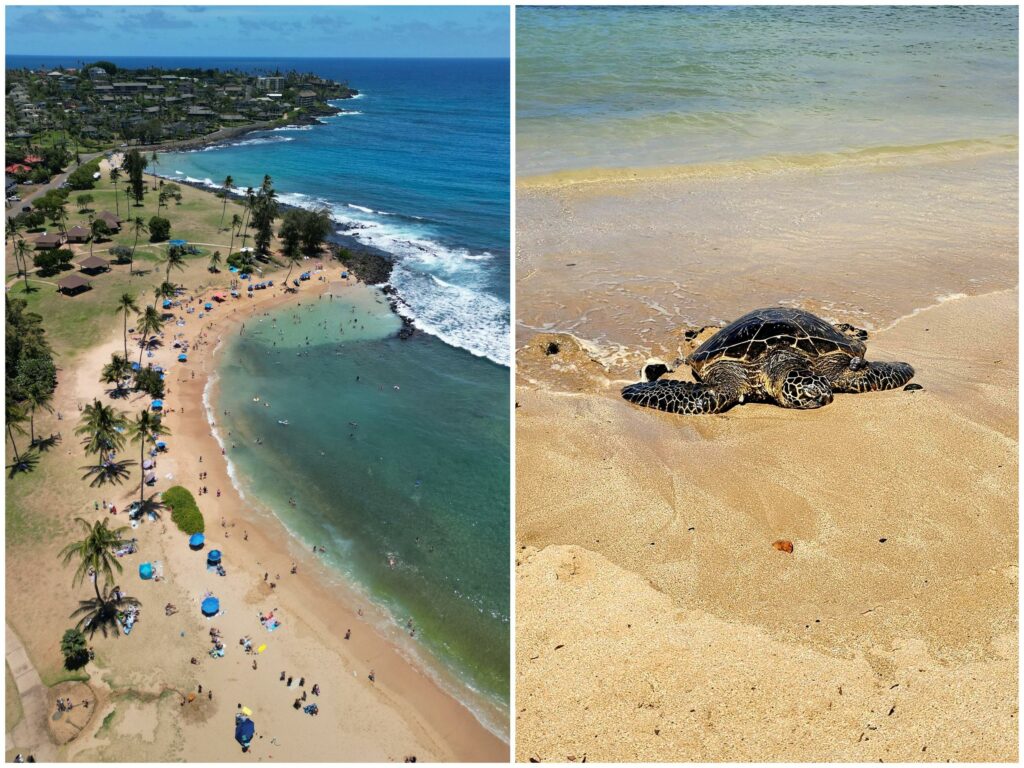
[130,231,140,276]
[138,335,147,369]
[6,425,21,464]
[114,183,119,217]
[123,312,129,359]
[28,407,35,445]
[220,197,228,230]
[139,439,145,509]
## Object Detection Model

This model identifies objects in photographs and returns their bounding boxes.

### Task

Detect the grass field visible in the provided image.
[6,164,286,361]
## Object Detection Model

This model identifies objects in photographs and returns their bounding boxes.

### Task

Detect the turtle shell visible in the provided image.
[686,307,865,374]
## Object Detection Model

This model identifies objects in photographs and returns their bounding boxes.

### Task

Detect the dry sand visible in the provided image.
[7,259,507,760]
[514,151,1018,762]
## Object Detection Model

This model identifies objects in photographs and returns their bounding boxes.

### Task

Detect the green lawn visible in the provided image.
[8,169,286,361]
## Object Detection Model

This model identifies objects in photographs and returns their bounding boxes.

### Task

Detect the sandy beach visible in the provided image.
[5,162,507,761]
[514,148,1018,761]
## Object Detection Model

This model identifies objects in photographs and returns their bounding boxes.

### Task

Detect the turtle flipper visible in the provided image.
[621,380,738,414]
[833,361,914,393]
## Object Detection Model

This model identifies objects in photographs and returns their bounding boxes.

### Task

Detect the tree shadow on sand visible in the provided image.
[31,433,62,453]
[7,450,40,477]
[80,459,137,488]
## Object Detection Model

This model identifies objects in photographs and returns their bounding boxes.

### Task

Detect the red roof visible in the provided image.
[6,164,30,174]
[23,155,42,164]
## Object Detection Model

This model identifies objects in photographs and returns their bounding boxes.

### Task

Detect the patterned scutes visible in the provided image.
[687,307,864,370]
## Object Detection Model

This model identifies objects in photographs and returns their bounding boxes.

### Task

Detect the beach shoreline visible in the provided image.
[5,165,507,760]
[513,141,1017,761]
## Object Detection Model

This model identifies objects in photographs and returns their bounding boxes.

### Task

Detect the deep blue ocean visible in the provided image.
[8,55,511,735]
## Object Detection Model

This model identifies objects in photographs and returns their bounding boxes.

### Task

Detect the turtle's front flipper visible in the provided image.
[833,361,914,393]
[621,380,739,414]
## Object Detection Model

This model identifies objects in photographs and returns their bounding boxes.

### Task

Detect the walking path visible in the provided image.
[5,623,58,761]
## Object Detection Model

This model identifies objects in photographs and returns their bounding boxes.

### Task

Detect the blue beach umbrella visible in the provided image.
[139,562,154,580]
[178,353,188,362]
[207,549,222,565]
[234,716,255,749]
[151,399,163,410]
[201,596,220,616]
[189,532,205,549]
[162,299,172,309]
[131,362,141,371]
[155,440,167,450]
[204,302,213,311]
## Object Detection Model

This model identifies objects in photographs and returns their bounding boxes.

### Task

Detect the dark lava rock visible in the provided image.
[904,383,924,391]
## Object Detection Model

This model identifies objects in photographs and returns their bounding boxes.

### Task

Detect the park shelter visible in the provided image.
[66,225,91,243]
[34,232,65,249]
[96,211,121,231]
[56,274,92,296]
[78,254,110,274]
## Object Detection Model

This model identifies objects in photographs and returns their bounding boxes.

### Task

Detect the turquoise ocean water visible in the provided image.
[7,55,510,733]
[517,5,1018,175]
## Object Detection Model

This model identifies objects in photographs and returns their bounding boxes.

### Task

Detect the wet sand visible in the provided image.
[514,149,1018,761]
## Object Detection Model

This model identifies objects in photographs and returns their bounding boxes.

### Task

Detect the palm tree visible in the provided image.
[240,186,255,249]
[23,388,53,446]
[228,214,242,257]
[101,353,133,398]
[128,216,147,275]
[110,167,121,218]
[219,175,234,230]
[13,239,32,294]
[153,281,177,303]
[58,517,128,600]
[6,400,29,467]
[114,293,139,359]
[209,250,222,273]
[86,212,95,257]
[136,305,163,368]
[70,583,141,638]
[128,410,168,513]
[161,245,186,282]
[74,399,127,461]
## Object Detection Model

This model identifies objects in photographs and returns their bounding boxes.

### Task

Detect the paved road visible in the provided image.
[7,150,107,211]
[5,623,57,761]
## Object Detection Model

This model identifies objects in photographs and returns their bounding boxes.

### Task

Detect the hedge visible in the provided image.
[162,485,204,535]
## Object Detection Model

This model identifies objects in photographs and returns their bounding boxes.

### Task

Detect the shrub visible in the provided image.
[67,158,103,190]
[148,216,170,242]
[109,245,132,264]
[33,248,72,276]
[60,628,89,670]
[162,485,204,534]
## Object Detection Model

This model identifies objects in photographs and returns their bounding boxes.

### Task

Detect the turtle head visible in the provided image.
[640,358,672,383]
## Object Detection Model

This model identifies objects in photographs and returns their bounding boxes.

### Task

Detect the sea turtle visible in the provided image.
[621,307,914,415]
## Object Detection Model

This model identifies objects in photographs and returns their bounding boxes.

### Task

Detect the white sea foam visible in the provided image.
[269,124,314,132]
[275,191,509,366]
[199,135,295,151]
